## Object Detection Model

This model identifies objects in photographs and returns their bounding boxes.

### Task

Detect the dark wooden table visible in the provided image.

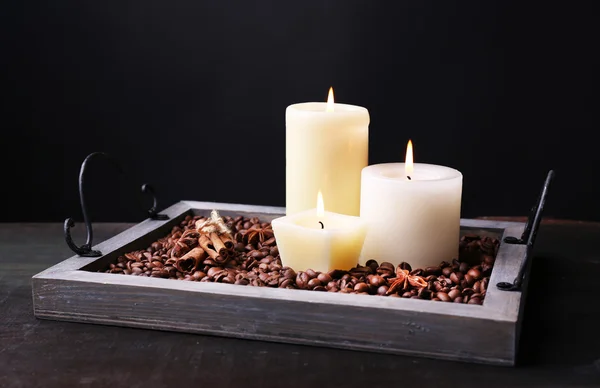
[1,221,599,388]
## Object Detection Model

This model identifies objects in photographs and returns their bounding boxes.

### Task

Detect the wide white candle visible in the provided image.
[286,88,369,216]
[359,141,462,269]
[272,192,367,273]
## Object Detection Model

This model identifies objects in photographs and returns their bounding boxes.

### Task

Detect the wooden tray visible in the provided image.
[32,201,530,366]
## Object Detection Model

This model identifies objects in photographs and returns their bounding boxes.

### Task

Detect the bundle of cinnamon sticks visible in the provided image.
[171,210,235,274]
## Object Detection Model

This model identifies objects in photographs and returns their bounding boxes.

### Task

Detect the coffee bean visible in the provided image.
[305,269,317,279]
[365,259,379,272]
[449,272,463,284]
[448,289,461,300]
[483,255,495,265]
[398,262,412,272]
[402,291,412,298]
[459,262,469,274]
[418,289,432,300]
[473,281,481,293]
[308,278,321,289]
[369,275,386,287]
[328,269,347,279]
[423,266,441,276]
[437,292,451,302]
[354,283,369,293]
[481,278,489,292]
[442,267,453,277]
[313,286,326,292]
[467,268,481,280]
[295,272,309,289]
[377,285,389,295]
[454,297,463,303]
[468,298,482,305]
[432,297,441,301]
[462,288,475,296]
[464,274,475,286]
[318,273,332,284]
[327,281,338,290]
[192,271,206,281]
[409,268,423,276]
[279,278,294,288]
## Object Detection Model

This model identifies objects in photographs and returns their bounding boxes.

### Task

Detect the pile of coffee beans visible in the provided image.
[105,214,499,304]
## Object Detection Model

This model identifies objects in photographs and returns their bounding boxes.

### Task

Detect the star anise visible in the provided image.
[386,267,427,295]
[244,224,274,245]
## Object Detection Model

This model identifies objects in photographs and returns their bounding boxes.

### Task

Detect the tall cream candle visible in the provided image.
[285,88,369,216]
[359,141,463,269]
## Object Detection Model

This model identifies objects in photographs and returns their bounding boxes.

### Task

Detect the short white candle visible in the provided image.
[272,192,367,273]
[285,87,369,216]
[359,141,462,269]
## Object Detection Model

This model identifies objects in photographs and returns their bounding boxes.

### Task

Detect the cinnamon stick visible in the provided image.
[219,233,234,250]
[174,247,207,273]
[199,234,219,260]
[210,232,229,258]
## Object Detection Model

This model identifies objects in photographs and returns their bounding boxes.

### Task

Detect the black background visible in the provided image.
[1,1,597,222]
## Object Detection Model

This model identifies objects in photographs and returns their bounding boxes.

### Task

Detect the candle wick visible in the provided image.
[319,221,324,229]
[407,176,412,180]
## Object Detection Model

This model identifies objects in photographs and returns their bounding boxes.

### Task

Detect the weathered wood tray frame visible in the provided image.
[32,201,530,366]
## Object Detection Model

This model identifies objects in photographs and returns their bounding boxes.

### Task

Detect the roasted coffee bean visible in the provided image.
[468,298,482,305]
[365,259,379,272]
[464,274,475,286]
[207,267,223,278]
[380,262,395,271]
[471,293,482,300]
[462,288,475,296]
[473,281,481,293]
[305,269,317,279]
[454,297,463,303]
[326,269,344,279]
[354,283,369,293]
[449,272,463,284]
[307,278,322,289]
[432,297,441,301]
[436,292,451,302]
[369,275,386,287]
[279,278,294,288]
[423,266,441,276]
[377,285,389,296]
[318,273,332,284]
[459,262,469,274]
[448,289,461,300]
[192,271,206,281]
[481,278,489,292]
[402,291,412,298]
[418,289,432,300]
[398,262,412,272]
[483,255,495,265]
[269,246,279,257]
[409,268,423,276]
[467,268,481,280]
[442,267,453,277]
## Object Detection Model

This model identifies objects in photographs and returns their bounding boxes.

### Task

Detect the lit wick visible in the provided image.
[317,191,325,230]
[405,139,414,182]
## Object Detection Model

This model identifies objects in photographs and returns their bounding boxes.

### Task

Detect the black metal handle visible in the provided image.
[64,152,122,257]
[497,170,555,291]
[141,183,169,220]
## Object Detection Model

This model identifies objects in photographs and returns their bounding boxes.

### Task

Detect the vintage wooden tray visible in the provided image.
[32,201,530,366]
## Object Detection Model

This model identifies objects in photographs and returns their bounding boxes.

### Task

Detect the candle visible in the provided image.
[359,140,462,269]
[272,191,367,273]
[285,87,369,216]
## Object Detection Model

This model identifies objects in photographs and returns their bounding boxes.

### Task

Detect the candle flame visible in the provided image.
[405,139,414,178]
[317,191,325,217]
[326,87,334,112]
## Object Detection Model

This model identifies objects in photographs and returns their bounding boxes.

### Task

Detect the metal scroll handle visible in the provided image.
[497,170,555,291]
[64,152,169,257]
[64,152,122,257]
